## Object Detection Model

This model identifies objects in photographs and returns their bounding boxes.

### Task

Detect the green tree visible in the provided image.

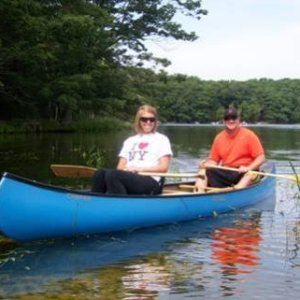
[0,0,208,123]
[92,0,207,66]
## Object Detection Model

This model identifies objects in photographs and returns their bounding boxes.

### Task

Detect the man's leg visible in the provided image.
[206,169,243,188]
[234,173,253,189]
[194,169,207,192]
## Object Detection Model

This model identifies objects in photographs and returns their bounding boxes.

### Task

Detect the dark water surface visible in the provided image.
[1,125,300,299]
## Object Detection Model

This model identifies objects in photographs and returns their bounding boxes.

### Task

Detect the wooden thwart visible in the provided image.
[179,184,234,193]
[162,189,195,196]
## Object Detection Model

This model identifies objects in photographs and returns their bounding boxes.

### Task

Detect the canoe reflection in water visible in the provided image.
[0,195,274,298]
[211,219,261,275]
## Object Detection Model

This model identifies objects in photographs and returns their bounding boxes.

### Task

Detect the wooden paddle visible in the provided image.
[50,164,205,179]
[51,164,96,178]
[205,164,300,183]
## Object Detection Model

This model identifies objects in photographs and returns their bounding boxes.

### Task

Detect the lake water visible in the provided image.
[1,124,300,299]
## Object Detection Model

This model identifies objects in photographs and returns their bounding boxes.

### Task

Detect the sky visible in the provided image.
[146,0,300,81]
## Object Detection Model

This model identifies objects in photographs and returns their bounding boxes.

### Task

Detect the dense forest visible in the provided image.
[1,0,300,131]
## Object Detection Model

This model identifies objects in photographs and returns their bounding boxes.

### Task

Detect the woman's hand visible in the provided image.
[125,166,139,173]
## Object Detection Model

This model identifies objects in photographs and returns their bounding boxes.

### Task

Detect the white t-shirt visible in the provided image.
[118,132,173,181]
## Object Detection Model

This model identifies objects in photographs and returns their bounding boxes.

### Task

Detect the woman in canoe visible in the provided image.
[91,104,173,195]
[195,107,265,192]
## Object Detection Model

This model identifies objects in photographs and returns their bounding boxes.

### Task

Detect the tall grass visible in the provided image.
[73,117,131,132]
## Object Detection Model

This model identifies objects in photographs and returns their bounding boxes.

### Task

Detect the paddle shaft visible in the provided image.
[139,171,203,178]
[50,164,204,179]
[205,164,298,182]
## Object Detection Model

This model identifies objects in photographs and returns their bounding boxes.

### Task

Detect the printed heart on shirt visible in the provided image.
[138,142,149,150]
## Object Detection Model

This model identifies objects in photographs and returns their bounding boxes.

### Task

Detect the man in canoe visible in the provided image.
[195,107,265,192]
[91,105,173,195]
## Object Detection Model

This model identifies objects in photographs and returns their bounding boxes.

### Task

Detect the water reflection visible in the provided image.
[211,219,261,275]
[122,256,171,298]
[278,215,300,264]
[0,210,266,298]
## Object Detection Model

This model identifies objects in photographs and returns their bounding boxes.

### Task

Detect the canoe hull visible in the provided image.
[0,163,276,241]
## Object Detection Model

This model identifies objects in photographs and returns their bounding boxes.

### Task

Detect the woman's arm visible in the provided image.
[116,157,127,170]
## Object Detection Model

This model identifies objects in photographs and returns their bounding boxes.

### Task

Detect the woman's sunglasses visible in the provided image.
[140,117,156,123]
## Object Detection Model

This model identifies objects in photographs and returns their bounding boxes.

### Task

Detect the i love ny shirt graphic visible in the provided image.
[128,142,149,161]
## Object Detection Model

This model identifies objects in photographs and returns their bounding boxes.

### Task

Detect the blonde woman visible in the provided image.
[91,105,173,195]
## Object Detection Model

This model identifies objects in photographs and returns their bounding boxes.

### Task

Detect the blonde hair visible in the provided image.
[134,105,158,133]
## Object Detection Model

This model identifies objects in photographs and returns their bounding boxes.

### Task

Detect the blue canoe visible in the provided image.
[0,162,276,242]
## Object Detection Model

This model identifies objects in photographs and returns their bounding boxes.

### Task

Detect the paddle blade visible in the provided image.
[51,164,97,178]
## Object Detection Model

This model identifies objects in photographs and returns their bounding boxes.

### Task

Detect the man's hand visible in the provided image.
[198,160,207,169]
[194,178,205,193]
[238,166,251,173]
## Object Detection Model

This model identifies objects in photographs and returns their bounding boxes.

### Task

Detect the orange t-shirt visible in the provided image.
[209,127,264,167]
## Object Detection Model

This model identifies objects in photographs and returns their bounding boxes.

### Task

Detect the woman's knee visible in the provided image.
[105,169,120,182]
[91,169,107,192]
[94,169,106,179]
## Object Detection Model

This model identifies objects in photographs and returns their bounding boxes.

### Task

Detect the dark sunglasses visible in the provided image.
[224,116,238,121]
[140,117,156,123]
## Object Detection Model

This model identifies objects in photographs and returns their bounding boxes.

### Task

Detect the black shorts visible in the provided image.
[206,169,244,188]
